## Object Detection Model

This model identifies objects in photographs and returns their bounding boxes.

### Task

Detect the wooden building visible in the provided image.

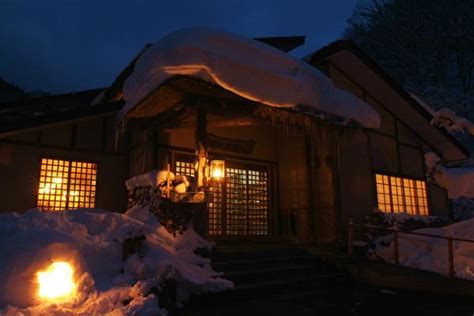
[0,37,469,245]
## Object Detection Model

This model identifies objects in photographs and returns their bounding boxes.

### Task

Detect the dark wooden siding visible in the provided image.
[327,62,450,218]
[0,113,128,213]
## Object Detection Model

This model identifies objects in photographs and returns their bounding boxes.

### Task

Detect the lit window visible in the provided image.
[38,158,97,211]
[375,174,429,215]
[175,160,195,178]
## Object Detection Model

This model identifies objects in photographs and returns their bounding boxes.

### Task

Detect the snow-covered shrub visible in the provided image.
[128,187,195,235]
[452,196,474,222]
[127,170,202,235]
[354,209,451,257]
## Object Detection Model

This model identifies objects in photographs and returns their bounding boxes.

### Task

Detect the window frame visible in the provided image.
[36,156,99,211]
[373,171,430,216]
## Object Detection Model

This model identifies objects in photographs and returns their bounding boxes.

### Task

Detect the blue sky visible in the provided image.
[0,0,357,94]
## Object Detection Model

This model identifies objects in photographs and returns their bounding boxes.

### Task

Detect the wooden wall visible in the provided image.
[0,113,128,213]
[127,112,317,243]
[327,62,451,220]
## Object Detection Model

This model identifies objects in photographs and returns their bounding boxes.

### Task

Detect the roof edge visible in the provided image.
[0,101,123,137]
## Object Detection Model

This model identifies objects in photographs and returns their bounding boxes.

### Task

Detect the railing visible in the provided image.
[347,219,474,277]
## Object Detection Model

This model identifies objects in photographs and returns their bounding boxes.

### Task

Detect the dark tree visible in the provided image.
[0,76,28,103]
[345,0,474,120]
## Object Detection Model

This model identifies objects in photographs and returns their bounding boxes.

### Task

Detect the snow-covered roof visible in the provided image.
[119,28,380,128]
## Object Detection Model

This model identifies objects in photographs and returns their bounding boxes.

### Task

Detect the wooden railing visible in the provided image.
[347,219,474,277]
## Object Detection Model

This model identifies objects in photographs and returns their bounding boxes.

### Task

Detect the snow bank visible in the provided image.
[425,152,474,198]
[376,218,474,280]
[121,28,380,128]
[0,207,232,314]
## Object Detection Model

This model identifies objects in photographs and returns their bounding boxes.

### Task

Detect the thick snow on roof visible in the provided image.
[121,28,380,128]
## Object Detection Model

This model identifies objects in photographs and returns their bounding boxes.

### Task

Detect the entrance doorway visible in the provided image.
[172,152,271,237]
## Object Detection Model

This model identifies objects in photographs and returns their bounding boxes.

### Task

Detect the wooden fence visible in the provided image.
[347,219,474,277]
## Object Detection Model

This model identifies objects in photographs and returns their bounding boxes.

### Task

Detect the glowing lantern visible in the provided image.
[210,160,225,180]
[37,261,76,301]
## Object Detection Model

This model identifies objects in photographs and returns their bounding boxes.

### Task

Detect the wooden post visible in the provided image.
[166,163,171,199]
[195,105,208,192]
[393,230,400,265]
[448,238,455,277]
[348,218,354,256]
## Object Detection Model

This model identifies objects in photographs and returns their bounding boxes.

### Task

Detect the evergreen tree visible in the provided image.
[0,76,28,103]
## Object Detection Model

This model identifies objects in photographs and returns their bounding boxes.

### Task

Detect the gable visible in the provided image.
[309,41,470,162]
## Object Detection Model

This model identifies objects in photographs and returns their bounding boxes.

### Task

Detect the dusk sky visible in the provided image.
[0,0,357,94]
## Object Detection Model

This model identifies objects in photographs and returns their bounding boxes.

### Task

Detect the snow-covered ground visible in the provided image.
[376,218,474,280]
[0,206,233,315]
[120,28,380,128]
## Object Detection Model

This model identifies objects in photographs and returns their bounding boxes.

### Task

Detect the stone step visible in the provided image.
[187,276,351,313]
[212,254,326,271]
[184,246,352,314]
[206,273,347,304]
[223,262,329,285]
[190,287,352,316]
[208,245,320,261]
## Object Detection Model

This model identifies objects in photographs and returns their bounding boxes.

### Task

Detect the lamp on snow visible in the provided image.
[210,159,225,181]
[37,261,77,302]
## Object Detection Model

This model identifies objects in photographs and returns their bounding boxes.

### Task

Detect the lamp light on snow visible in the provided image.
[37,261,77,302]
[210,160,225,180]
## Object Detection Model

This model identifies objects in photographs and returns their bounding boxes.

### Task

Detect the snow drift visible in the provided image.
[0,207,232,315]
[121,28,380,128]
[376,218,474,280]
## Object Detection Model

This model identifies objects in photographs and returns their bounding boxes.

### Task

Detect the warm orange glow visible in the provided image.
[37,261,76,302]
[37,159,97,211]
[375,174,429,215]
[210,160,225,180]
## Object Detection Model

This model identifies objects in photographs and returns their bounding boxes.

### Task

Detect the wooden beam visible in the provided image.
[195,105,207,191]
[164,117,261,130]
